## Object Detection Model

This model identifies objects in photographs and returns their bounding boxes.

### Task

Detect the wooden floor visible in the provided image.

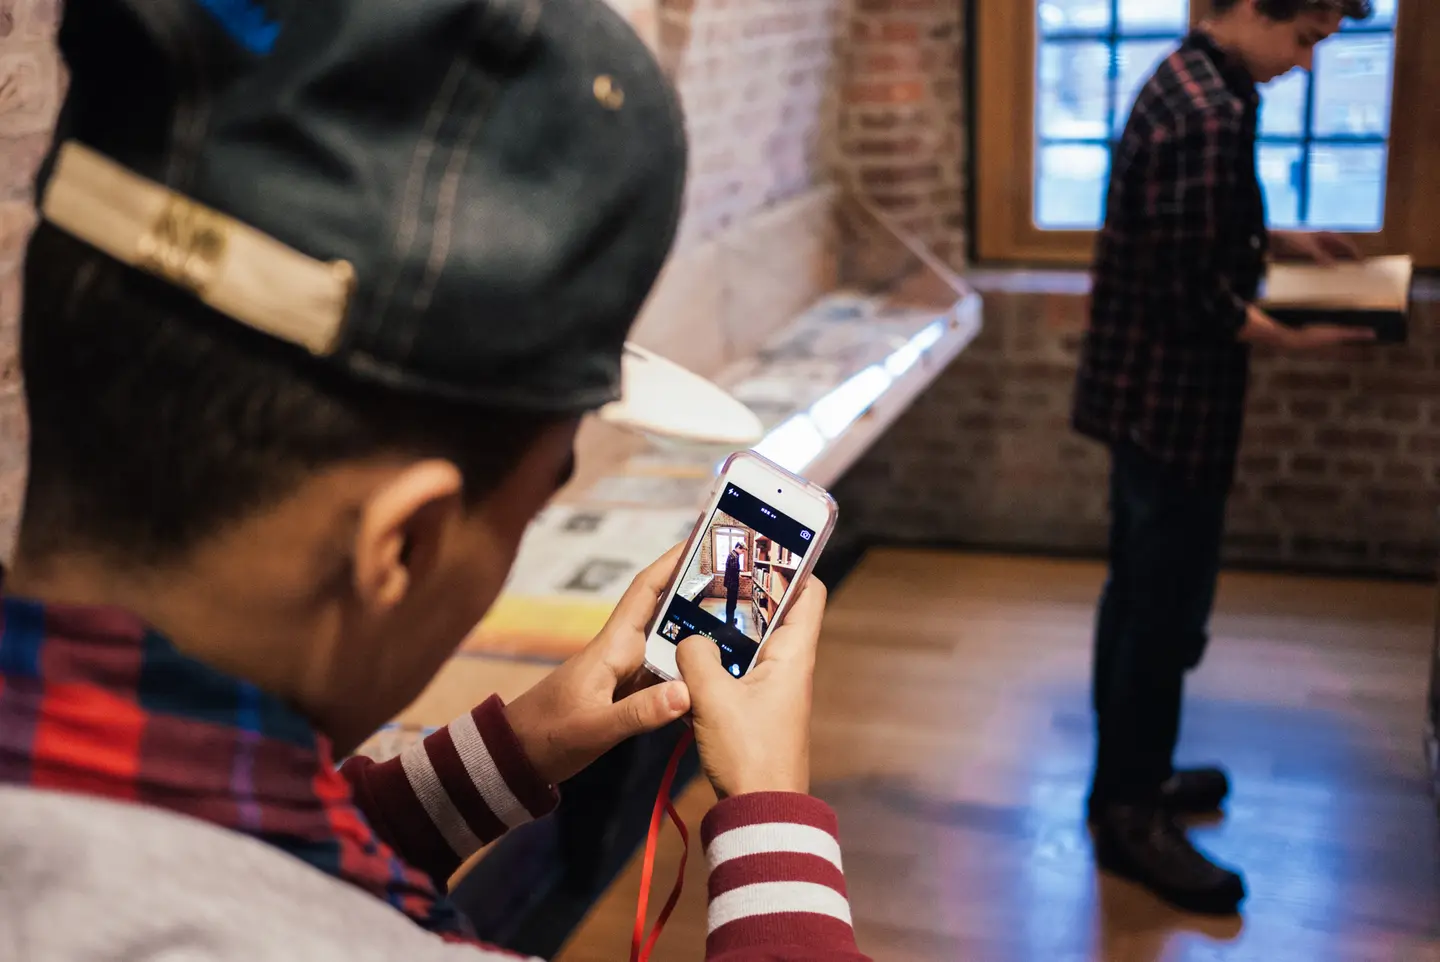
[555,550,1440,962]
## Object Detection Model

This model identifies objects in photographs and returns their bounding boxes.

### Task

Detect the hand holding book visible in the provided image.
[1241,303,1376,353]
[1260,252,1412,344]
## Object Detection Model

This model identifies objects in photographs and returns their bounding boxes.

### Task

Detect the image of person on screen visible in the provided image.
[725,542,745,626]
[673,517,762,643]
[658,489,816,678]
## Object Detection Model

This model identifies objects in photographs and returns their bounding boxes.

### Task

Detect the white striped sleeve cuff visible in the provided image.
[700,793,860,957]
[339,694,559,880]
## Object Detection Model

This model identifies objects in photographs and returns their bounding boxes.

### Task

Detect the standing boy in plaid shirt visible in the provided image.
[1073,0,1378,916]
[0,1,870,960]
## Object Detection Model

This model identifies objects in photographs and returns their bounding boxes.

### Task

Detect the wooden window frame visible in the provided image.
[974,0,1440,269]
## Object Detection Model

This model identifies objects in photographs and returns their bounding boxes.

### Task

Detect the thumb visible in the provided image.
[608,680,690,742]
[676,636,730,699]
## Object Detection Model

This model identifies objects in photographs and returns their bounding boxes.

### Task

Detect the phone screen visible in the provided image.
[654,482,817,678]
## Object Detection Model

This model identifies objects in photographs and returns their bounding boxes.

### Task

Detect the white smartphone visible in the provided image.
[643,450,839,682]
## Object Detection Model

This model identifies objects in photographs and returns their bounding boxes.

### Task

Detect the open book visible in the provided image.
[1263,254,1412,311]
[1261,254,1412,342]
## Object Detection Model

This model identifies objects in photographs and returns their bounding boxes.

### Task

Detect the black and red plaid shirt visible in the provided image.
[1072,30,1269,484]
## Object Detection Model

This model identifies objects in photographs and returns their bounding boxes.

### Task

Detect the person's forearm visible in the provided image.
[340,695,559,884]
[701,793,872,962]
[1236,302,1295,349]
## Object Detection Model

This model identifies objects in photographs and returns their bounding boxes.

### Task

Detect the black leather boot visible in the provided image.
[1091,803,1247,915]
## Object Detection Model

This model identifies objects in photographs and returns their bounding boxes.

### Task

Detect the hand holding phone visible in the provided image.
[503,546,693,786]
[676,576,826,797]
[643,451,837,682]
[641,450,837,798]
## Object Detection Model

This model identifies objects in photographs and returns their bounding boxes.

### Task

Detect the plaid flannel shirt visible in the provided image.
[1072,30,1269,485]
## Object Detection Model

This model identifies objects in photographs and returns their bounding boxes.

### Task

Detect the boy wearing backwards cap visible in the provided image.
[0,1,868,959]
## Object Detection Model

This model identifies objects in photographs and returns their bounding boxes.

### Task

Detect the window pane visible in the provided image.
[1037,0,1111,35]
[1258,144,1302,229]
[1312,34,1394,138]
[1118,0,1188,33]
[1036,143,1110,228]
[1258,70,1308,138]
[1114,39,1179,134]
[1308,145,1386,230]
[1037,42,1110,139]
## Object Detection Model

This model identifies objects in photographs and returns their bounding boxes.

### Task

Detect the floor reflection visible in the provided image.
[556,553,1440,962]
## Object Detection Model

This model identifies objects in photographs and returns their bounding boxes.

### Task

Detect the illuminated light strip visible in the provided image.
[809,365,892,440]
[752,414,826,474]
[749,315,950,474]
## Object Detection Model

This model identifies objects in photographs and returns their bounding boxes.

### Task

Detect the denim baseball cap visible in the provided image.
[33,0,763,446]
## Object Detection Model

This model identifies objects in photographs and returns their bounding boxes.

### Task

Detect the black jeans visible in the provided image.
[1090,440,1232,804]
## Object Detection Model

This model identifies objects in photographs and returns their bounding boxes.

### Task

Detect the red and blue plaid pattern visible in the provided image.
[0,596,464,934]
[1072,30,1269,485]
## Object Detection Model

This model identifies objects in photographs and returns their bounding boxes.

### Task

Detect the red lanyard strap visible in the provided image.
[631,726,695,962]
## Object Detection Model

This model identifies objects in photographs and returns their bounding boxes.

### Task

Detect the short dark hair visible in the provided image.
[18,223,557,567]
[1211,0,1373,19]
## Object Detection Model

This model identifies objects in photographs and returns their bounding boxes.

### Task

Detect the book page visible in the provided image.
[1263,255,1412,311]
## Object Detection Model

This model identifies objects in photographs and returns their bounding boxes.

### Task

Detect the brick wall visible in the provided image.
[0,0,61,557]
[835,276,1440,578]
[656,0,845,247]
[599,0,857,464]
[830,0,966,268]
[645,0,968,264]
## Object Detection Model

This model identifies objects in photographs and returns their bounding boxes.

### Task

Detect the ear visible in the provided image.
[351,460,466,614]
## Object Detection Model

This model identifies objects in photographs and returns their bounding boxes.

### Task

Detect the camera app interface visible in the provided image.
[656,483,815,678]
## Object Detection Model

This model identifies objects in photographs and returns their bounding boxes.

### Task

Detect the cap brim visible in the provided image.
[597,343,764,447]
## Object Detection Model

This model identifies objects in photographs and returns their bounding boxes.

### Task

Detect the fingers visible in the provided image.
[610,680,691,741]
[614,664,666,702]
[1322,232,1362,259]
[754,576,827,669]
[676,634,730,695]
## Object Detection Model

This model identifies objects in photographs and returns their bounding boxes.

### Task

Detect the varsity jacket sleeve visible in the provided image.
[345,697,870,960]
[340,694,560,883]
[1145,100,1252,343]
[698,792,871,961]
[433,792,871,962]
